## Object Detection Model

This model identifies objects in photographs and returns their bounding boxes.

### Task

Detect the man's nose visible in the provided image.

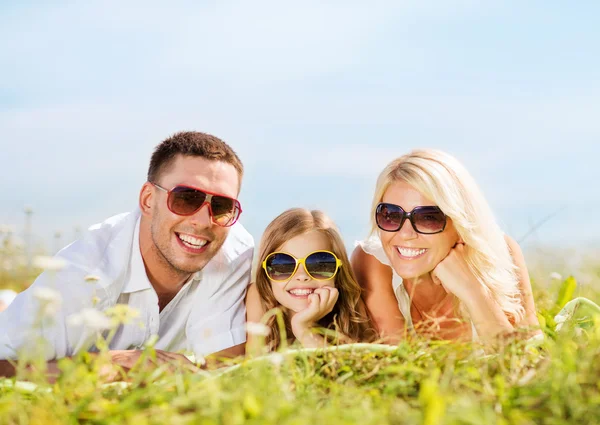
[188,202,213,228]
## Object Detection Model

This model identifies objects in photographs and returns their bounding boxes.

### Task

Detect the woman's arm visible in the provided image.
[505,235,542,335]
[432,237,541,341]
[350,246,406,344]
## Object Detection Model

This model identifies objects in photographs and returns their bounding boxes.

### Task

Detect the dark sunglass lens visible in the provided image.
[376,203,404,231]
[169,187,207,215]
[266,253,297,280]
[305,251,338,279]
[210,196,237,225]
[413,207,446,233]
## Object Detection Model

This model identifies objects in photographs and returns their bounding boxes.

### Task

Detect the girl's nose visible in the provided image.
[293,264,311,282]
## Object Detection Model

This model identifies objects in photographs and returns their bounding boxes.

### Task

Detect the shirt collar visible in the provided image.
[122,217,203,294]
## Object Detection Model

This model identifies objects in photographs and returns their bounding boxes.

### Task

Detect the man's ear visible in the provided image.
[139,182,154,217]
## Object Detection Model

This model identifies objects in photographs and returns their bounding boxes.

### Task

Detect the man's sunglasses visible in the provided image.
[151,183,242,227]
[262,250,343,282]
[375,202,447,234]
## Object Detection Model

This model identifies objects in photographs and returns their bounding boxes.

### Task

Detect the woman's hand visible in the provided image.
[431,242,483,304]
[290,287,338,347]
[432,242,514,339]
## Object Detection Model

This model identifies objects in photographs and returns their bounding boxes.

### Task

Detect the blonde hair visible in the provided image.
[371,149,525,323]
[255,208,373,350]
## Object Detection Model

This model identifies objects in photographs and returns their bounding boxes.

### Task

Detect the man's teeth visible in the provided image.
[178,234,208,248]
[288,288,315,296]
[397,247,427,257]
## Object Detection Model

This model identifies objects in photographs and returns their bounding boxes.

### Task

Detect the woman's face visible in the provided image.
[379,181,459,280]
[268,231,336,313]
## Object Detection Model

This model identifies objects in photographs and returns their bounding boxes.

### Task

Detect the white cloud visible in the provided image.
[1,1,599,248]
[257,143,397,178]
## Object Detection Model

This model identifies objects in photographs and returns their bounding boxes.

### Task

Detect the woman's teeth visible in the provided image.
[397,247,427,257]
[288,288,315,296]
[178,234,208,248]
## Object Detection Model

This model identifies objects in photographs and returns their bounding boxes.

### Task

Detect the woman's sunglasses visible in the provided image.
[375,202,447,234]
[262,250,343,282]
[151,183,242,227]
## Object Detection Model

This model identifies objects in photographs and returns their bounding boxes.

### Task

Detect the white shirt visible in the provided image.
[0,210,254,360]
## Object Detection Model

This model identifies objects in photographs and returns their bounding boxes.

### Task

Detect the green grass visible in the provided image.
[1,236,600,424]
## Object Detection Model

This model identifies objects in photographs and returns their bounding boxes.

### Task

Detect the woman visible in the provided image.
[246,208,374,351]
[351,149,540,343]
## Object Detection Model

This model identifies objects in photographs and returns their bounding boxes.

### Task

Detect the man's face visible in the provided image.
[146,155,240,275]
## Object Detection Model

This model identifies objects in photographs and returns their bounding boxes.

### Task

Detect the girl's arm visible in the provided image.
[350,246,406,344]
[291,324,326,349]
[290,288,338,348]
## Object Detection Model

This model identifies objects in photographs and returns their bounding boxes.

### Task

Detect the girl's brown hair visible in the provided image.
[255,208,374,350]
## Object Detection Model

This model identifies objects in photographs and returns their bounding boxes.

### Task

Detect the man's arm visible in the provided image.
[0,359,64,381]
[0,265,103,361]
[1,349,199,382]
[0,359,18,378]
[209,343,245,358]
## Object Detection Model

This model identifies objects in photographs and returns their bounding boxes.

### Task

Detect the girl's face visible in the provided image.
[268,230,336,313]
[379,181,459,280]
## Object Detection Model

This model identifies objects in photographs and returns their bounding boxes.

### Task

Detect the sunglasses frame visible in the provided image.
[262,250,343,282]
[375,202,447,234]
[151,182,242,227]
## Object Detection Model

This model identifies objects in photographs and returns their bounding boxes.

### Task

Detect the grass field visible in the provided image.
[1,232,599,425]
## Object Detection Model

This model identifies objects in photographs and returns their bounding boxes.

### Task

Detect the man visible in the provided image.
[0,131,253,376]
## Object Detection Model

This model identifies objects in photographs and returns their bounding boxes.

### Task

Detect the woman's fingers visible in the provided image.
[430,269,449,294]
[431,269,442,286]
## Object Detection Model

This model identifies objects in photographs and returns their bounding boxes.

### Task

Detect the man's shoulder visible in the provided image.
[218,222,254,263]
[88,211,136,233]
[57,210,139,279]
[71,211,137,250]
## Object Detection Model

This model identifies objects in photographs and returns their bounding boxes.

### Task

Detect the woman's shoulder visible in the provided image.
[503,234,523,256]
[354,235,391,266]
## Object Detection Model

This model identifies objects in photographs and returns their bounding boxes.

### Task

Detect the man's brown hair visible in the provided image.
[147,131,243,184]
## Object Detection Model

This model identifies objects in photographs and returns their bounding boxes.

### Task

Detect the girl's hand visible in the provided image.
[290,287,339,343]
[431,242,483,304]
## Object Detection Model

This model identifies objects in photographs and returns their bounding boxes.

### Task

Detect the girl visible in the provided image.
[352,149,541,343]
[246,208,374,350]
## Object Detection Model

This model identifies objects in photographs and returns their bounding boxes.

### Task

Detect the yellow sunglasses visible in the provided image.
[262,250,343,282]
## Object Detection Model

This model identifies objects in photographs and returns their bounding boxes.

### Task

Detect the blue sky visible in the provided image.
[1,1,599,254]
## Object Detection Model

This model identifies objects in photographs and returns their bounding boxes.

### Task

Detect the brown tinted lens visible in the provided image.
[169,187,207,215]
[210,196,237,225]
[412,207,446,233]
[376,203,405,232]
